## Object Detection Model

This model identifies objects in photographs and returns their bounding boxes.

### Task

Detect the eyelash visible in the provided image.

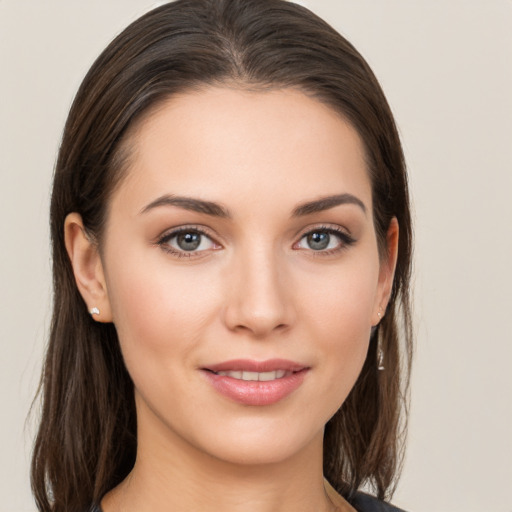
[295,225,356,256]
[156,225,356,258]
[156,225,217,258]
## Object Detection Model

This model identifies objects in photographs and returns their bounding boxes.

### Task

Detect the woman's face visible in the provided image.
[95,87,396,466]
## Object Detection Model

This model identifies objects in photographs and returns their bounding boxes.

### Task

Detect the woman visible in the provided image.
[31,1,413,511]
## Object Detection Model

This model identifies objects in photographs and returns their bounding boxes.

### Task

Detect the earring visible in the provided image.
[376,307,385,370]
[377,339,385,371]
[89,307,100,316]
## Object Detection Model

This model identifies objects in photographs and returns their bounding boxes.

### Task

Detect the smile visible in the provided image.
[214,370,290,381]
[201,359,309,406]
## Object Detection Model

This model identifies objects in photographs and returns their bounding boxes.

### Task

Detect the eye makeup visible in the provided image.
[155,222,356,260]
[155,225,221,258]
[294,225,356,256]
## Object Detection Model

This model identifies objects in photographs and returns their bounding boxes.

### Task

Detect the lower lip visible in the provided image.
[202,369,308,406]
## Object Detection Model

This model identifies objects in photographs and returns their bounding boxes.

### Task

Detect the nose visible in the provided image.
[222,247,295,338]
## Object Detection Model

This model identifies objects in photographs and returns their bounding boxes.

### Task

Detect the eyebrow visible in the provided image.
[140,195,231,218]
[140,192,366,219]
[292,193,367,217]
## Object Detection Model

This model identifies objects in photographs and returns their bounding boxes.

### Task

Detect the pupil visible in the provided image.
[177,232,201,251]
[308,232,329,250]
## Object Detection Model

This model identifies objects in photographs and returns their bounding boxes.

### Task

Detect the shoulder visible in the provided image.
[350,491,408,512]
[324,479,407,512]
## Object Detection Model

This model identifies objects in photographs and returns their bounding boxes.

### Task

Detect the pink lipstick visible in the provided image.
[201,359,309,406]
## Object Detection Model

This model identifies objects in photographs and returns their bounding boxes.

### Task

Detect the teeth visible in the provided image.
[243,371,259,381]
[216,370,290,381]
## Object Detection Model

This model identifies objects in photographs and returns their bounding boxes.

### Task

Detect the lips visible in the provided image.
[215,369,289,381]
[201,359,309,406]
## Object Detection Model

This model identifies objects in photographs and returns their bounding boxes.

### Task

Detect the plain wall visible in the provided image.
[1,1,511,511]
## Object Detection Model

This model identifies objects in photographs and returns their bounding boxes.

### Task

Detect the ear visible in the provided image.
[64,213,113,322]
[372,217,399,326]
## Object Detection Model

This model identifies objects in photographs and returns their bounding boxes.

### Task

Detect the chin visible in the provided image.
[202,431,321,467]
[181,411,327,469]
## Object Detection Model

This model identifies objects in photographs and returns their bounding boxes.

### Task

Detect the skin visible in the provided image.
[65,87,398,512]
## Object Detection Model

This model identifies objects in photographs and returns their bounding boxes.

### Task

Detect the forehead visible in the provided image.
[113,86,372,216]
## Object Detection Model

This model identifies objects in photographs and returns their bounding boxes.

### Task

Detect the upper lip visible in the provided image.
[203,359,308,373]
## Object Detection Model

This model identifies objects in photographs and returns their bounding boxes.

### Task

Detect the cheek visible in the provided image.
[302,256,379,336]
[298,256,379,385]
[316,294,372,386]
[104,250,219,369]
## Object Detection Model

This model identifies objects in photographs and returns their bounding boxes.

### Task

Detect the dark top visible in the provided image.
[89,492,406,512]
[350,492,407,511]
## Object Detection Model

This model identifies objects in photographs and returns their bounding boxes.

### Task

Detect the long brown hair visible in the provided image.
[32,1,413,510]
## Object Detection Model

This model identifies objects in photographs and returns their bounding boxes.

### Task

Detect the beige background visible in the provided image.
[1,1,511,511]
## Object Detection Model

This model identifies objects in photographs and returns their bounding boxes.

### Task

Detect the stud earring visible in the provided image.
[377,306,384,319]
[89,307,100,316]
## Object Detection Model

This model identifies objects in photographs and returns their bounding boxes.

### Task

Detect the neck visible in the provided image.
[102,405,343,512]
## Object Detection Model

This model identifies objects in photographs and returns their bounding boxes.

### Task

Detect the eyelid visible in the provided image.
[295,223,353,240]
[154,223,355,258]
[293,224,356,253]
[155,224,222,257]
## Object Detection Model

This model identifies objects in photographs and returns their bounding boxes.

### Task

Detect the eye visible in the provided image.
[157,227,218,256]
[295,227,355,252]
